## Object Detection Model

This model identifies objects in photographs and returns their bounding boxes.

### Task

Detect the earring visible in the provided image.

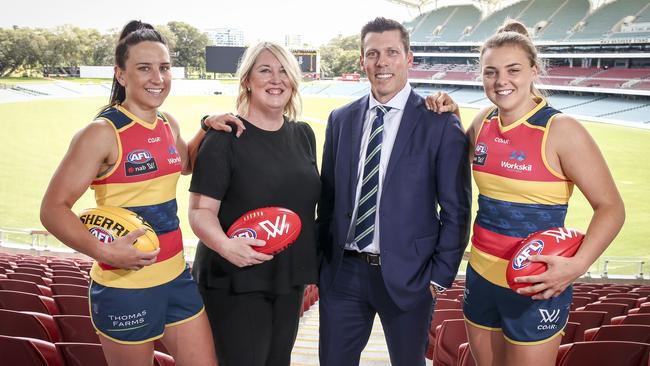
[247,87,251,92]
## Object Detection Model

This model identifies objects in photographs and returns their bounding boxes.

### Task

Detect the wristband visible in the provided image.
[200,115,210,131]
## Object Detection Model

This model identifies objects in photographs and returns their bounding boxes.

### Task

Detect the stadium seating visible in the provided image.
[610,313,650,325]
[561,321,581,344]
[577,303,629,323]
[0,279,52,297]
[53,315,99,343]
[539,0,591,40]
[0,290,59,315]
[7,272,52,287]
[583,324,650,343]
[0,309,60,342]
[457,342,476,366]
[569,0,649,40]
[425,309,464,359]
[52,295,89,316]
[433,319,468,366]
[0,335,63,366]
[555,341,650,366]
[569,310,607,341]
[49,284,88,297]
[463,1,531,41]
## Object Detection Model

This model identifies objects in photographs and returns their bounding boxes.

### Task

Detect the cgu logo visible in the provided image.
[541,228,580,243]
[512,239,544,270]
[89,227,115,243]
[259,214,290,240]
[127,150,153,164]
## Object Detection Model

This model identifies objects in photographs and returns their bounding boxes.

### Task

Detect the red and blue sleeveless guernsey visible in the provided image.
[89,105,185,289]
[470,97,574,288]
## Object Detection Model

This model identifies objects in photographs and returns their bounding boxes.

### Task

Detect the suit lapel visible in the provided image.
[382,91,422,192]
[348,95,369,205]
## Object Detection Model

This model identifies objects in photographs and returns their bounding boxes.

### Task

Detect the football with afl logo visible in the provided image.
[226,207,301,255]
[506,227,584,294]
[78,206,159,252]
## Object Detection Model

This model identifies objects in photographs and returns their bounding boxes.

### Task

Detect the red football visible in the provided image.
[507,227,585,294]
[226,207,302,255]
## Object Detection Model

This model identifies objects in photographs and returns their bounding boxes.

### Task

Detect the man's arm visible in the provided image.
[430,113,472,288]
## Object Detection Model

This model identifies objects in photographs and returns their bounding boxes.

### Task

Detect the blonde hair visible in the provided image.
[235,42,302,121]
[480,20,545,96]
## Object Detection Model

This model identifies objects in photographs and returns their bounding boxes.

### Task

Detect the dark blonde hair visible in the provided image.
[235,42,302,121]
[480,20,544,96]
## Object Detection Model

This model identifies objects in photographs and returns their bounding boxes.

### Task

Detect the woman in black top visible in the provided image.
[188,41,321,366]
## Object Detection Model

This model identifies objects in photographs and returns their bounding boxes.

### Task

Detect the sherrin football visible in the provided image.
[507,227,585,294]
[78,206,159,252]
[226,207,301,255]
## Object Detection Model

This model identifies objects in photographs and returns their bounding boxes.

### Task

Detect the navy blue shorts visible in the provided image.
[463,264,572,345]
[89,266,204,344]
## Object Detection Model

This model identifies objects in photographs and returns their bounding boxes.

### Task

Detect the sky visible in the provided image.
[0,0,417,46]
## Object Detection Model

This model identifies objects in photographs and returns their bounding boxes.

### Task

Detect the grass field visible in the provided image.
[1,95,648,273]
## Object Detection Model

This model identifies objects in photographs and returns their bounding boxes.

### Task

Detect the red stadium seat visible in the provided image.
[51,270,88,279]
[568,311,607,341]
[7,272,52,286]
[14,267,51,277]
[577,303,628,324]
[572,292,600,303]
[437,288,464,299]
[596,297,637,310]
[629,303,650,315]
[605,292,643,299]
[0,335,63,366]
[433,319,467,366]
[434,298,462,310]
[0,309,60,342]
[52,295,89,316]
[0,290,59,315]
[50,276,88,286]
[425,309,464,359]
[0,278,52,297]
[53,315,99,343]
[556,341,650,366]
[154,350,176,366]
[560,321,580,344]
[610,313,650,326]
[49,284,88,297]
[457,342,476,366]
[636,296,650,308]
[571,296,592,311]
[56,342,108,366]
[583,324,650,343]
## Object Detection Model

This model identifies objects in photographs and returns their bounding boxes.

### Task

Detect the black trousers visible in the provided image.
[198,285,305,366]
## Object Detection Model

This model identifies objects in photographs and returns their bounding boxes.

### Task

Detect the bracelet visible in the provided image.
[200,115,210,131]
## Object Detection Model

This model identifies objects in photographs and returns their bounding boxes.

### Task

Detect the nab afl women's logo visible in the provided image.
[125,149,158,176]
[473,143,488,166]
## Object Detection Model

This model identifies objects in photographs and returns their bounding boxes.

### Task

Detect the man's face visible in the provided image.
[361,29,413,104]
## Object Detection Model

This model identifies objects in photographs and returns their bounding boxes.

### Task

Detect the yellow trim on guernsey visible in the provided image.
[468,247,509,288]
[497,97,546,133]
[116,105,161,130]
[90,251,185,289]
[94,116,123,181]
[92,172,180,207]
[472,170,573,205]
[541,114,569,180]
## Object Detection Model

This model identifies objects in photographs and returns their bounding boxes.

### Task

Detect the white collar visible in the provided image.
[368,82,411,112]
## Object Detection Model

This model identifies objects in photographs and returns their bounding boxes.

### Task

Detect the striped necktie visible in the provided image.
[354,105,391,250]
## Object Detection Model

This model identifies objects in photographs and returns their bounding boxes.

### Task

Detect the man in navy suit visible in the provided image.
[317,17,472,366]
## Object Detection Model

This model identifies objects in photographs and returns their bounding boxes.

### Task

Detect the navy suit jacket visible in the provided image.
[316,89,472,311]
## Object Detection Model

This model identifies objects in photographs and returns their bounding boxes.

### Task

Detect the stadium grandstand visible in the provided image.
[1,1,649,364]
[392,0,650,126]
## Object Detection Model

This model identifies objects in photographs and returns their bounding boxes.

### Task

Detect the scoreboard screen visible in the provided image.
[205,46,247,73]
[206,47,318,74]
[292,50,318,73]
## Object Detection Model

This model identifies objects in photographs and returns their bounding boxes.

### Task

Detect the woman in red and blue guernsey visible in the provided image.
[428,21,625,366]
[40,21,228,366]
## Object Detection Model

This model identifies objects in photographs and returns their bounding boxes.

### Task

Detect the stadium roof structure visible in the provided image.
[387,0,613,15]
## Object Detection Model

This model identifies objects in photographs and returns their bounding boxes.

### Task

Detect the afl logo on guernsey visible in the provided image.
[512,239,544,270]
[473,143,488,166]
[125,149,158,176]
